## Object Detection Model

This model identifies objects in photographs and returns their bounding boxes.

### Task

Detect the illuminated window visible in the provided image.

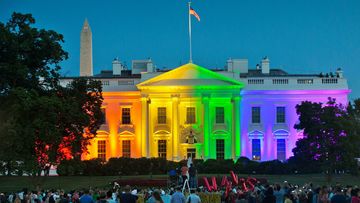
[158,140,167,158]
[252,139,261,161]
[252,107,261,123]
[277,139,286,161]
[157,107,166,124]
[216,139,225,160]
[187,148,196,159]
[276,107,286,123]
[121,108,131,124]
[101,108,106,124]
[97,140,106,161]
[215,107,225,124]
[122,140,131,158]
[186,107,196,124]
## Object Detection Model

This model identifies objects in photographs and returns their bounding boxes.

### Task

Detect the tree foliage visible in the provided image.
[293,98,360,174]
[0,13,103,175]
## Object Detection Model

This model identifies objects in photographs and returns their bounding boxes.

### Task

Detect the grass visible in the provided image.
[0,174,359,193]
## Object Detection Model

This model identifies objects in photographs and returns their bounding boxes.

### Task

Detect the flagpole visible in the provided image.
[188,1,193,63]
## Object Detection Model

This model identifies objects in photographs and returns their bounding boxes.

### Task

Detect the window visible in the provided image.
[122,140,131,158]
[216,139,225,160]
[187,148,196,159]
[215,107,225,124]
[277,139,286,161]
[186,107,196,124]
[252,139,261,161]
[252,107,261,123]
[276,107,286,123]
[121,108,131,124]
[98,140,106,161]
[101,108,106,124]
[158,140,167,158]
[157,107,166,124]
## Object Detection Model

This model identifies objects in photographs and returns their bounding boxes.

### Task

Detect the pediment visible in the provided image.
[137,63,244,89]
[119,130,135,136]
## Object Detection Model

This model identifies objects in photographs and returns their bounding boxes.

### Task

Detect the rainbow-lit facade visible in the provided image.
[61,60,350,162]
[60,20,350,162]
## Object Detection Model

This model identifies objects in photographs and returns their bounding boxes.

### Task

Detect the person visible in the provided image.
[180,165,189,186]
[153,190,164,203]
[146,190,163,203]
[284,194,292,203]
[169,169,178,187]
[262,187,276,203]
[106,191,116,203]
[79,190,94,203]
[319,186,330,203]
[188,164,197,188]
[186,189,201,203]
[119,185,138,203]
[351,188,360,203]
[273,184,285,203]
[330,187,347,203]
[170,186,185,203]
[97,192,107,203]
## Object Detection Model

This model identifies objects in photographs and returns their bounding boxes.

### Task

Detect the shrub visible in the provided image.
[57,158,85,176]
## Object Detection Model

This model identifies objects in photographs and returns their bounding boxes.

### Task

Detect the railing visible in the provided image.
[272,79,289,84]
[322,78,338,84]
[248,79,264,84]
[297,79,313,84]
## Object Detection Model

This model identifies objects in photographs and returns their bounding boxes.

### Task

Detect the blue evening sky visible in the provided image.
[1,0,360,99]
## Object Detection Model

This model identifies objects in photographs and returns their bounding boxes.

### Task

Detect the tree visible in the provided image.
[293,98,359,179]
[0,13,103,175]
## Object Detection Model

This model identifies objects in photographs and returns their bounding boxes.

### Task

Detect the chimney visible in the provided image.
[146,58,154,72]
[227,58,233,72]
[261,56,270,74]
[112,58,123,75]
[336,67,343,78]
[227,58,248,73]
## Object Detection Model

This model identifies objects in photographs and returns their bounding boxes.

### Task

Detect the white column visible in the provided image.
[202,96,210,159]
[141,95,149,157]
[172,95,180,161]
[232,96,241,160]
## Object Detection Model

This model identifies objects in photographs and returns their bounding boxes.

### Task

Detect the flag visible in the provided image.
[189,7,200,21]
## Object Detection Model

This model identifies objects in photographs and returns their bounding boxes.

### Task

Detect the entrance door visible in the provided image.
[187,148,196,159]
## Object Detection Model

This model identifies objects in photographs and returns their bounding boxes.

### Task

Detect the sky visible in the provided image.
[1,0,360,99]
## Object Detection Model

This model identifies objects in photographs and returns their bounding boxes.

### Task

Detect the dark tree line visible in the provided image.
[292,98,360,177]
[0,13,103,175]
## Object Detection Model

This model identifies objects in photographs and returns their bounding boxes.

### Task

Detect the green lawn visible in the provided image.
[0,174,359,193]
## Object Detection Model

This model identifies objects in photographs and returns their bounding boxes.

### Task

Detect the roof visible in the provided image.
[137,63,244,90]
[240,69,320,78]
[93,70,141,78]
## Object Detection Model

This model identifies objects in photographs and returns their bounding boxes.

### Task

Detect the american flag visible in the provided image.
[189,7,200,21]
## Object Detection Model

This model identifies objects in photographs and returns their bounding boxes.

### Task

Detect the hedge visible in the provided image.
[57,156,328,176]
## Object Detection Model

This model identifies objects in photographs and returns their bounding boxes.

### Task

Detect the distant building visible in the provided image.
[60,20,350,162]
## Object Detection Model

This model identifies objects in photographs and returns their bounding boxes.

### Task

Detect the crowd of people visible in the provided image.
[0,163,359,203]
[1,181,359,203]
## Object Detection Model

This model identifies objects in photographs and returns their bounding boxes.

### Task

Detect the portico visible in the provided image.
[137,63,244,160]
